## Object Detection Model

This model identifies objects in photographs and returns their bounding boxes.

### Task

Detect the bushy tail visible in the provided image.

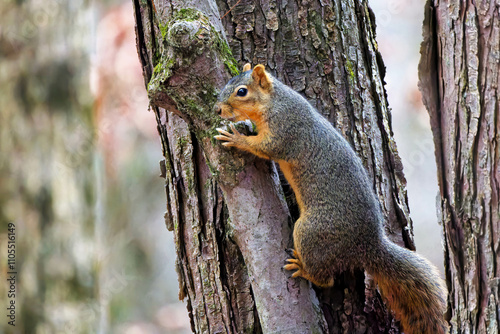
[368,240,448,334]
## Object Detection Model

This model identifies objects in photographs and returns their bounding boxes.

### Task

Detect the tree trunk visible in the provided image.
[133,0,414,332]
[419,1,500,333]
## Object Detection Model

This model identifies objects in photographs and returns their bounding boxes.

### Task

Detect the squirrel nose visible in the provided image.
[214,103,222,115]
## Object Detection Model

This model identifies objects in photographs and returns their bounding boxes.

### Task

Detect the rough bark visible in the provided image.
[419,1,500,333]
[134,0,414,332]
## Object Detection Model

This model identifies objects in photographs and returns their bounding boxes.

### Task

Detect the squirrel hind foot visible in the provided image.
[284,250,334,287]
[283,256,304,277]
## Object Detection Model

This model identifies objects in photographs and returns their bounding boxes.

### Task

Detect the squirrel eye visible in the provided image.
[236,87,248,97]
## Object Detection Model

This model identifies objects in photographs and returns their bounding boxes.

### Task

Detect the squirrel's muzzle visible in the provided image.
[214,102,222,115]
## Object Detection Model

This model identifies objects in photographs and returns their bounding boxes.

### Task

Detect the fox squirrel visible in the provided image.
[214,64,448,334]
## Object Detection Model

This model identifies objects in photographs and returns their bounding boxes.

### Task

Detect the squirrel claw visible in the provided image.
[283,262,299,271]
[214,128,235,145]
[215,128,232,136]
[285,249,313,282]
[284,249,306,277]
[229,123,241,135]
[215,124,246,149]
[284,260,306,279]
[283,263,295,270]
[214,134,230,142]
[286,258,301,265]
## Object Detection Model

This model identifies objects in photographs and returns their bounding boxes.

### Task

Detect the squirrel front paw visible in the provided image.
[215,123,248,148]
[215,120,270,159]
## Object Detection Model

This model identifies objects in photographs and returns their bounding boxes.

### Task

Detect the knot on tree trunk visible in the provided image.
[168,20,204,50]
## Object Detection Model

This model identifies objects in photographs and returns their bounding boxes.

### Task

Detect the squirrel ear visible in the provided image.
[242,63,251,72]
[251,64,272,91]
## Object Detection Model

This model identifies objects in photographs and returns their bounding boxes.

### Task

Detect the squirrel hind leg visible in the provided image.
[284,249,334,287]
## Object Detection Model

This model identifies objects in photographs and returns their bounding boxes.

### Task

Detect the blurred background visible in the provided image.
[369,0,444,273]
[0,0,441,333]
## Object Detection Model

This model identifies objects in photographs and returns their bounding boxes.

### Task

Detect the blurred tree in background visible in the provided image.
[0,1,188,333]
[0,0,98,332]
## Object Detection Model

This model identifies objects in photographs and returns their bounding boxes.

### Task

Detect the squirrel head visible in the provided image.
[214,64,273,125]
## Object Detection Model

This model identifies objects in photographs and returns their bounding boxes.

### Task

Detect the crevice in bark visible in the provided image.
[176,177,191,298]
[476,224,487,330]
[329,8,356,143]
[419,1,445,192]
[148,1,159,63]
[193,136,207,231]
[133,0,153,84]
[277,165,300,223]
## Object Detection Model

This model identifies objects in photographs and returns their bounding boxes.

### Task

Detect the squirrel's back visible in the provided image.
[265,79,385,266]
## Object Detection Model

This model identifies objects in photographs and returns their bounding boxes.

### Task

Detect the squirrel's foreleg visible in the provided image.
[215,124,271,160]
